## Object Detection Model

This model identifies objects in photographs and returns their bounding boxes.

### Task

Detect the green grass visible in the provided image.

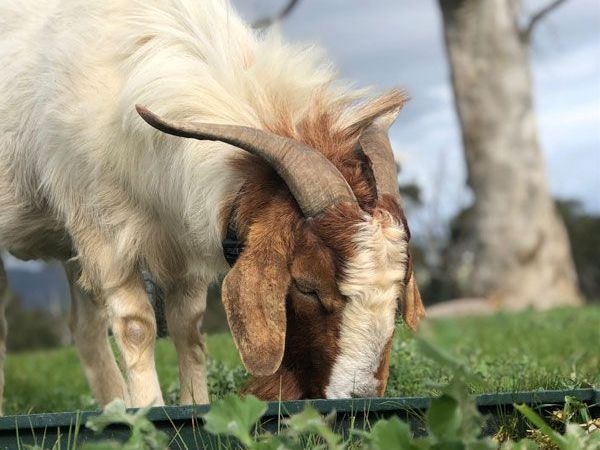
[386,306,600,397]
[3,306,599,415]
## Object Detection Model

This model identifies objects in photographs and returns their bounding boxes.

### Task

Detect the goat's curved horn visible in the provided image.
[358,108,402,203]
[136,105,357,217]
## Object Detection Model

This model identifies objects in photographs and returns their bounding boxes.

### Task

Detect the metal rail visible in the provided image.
[0,389,597,449]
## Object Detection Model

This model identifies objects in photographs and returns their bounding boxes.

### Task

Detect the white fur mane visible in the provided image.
[116,0,360,133]
[0,0,367,287]
[326,212,407,398]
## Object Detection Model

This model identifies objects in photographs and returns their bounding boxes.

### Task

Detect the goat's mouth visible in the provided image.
[324,384,380,400]
[242,369,384,400]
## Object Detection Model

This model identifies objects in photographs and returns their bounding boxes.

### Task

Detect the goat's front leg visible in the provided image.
[165,279,209,405]
[106,276,164,407]
[64,262,129,407]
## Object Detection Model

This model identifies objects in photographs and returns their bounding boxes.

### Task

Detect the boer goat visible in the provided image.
[0,0,424,409]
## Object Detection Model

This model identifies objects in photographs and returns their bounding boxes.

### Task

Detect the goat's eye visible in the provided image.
[294,281,318,298]
[292,281,333,315]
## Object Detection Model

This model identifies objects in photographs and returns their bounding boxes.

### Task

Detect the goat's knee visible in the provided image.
[114,313,163,406]
[103,277,163,407]
[66,272,129,407]
[123,316,155,348]
[115,316,156,360]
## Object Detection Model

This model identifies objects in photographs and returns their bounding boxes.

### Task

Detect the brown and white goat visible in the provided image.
[0,0,424,408]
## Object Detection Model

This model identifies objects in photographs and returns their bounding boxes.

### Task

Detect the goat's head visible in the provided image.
[137,97,425,400]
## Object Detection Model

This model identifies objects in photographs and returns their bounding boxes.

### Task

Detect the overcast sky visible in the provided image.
[5,1,599,274]
[235,0,600,234]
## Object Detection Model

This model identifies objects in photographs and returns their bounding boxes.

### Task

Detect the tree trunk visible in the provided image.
[438,0,581,309]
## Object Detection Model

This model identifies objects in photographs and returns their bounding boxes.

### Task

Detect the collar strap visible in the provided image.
[222,224,244,267]
[222,193,245,267]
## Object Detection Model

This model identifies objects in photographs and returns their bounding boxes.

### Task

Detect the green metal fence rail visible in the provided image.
[0,388,597,449]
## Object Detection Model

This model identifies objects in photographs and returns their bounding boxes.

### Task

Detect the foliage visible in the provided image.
[364,416,416,450]
[5,293,66,352]
[556,200,600,301]
[20,392,600,449]
[512,404,600,450]
[83,399,168,450]
[206,360,249,399]
[203,394,267,447]
[200,385,565,450]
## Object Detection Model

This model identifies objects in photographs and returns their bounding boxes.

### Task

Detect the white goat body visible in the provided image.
[0,0,417,409]
[0,0,363,408]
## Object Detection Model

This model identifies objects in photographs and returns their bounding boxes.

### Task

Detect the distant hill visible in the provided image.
[2,256,229,332]
[4,260,69,311]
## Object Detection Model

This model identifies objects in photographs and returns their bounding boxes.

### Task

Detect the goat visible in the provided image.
[0,0,424,408]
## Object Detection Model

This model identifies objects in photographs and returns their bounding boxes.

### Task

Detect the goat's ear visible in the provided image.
[402,271,425,331]
[345,89,407,137]
[222,237,290,377]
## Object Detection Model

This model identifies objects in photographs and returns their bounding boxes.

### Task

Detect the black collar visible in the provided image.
[222,196,245,267]
[222,223,244,267]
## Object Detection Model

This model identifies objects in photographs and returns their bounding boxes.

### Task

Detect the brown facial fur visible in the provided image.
[242,214,368,399]
[375,334,394,396]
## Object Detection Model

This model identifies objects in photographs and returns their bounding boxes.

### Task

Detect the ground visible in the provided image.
[3,306,599,415]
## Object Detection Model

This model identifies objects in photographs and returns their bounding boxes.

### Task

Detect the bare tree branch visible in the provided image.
[252,0,301,29]
[520,0,569,42]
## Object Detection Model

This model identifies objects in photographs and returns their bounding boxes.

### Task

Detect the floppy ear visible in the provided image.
[402,270,425,331]
[221,233,291,377]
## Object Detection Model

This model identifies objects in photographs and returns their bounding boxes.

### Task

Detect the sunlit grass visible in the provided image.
[3,306,598,415]
[387,306,600,397]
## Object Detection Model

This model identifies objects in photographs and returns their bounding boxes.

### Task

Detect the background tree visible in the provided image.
[252,0,300,29]
[437,0,581,309]
[555,200,600,302]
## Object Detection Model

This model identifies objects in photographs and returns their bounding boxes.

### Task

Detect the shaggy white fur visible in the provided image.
[0,0,405,407]
[327,212,407,398]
